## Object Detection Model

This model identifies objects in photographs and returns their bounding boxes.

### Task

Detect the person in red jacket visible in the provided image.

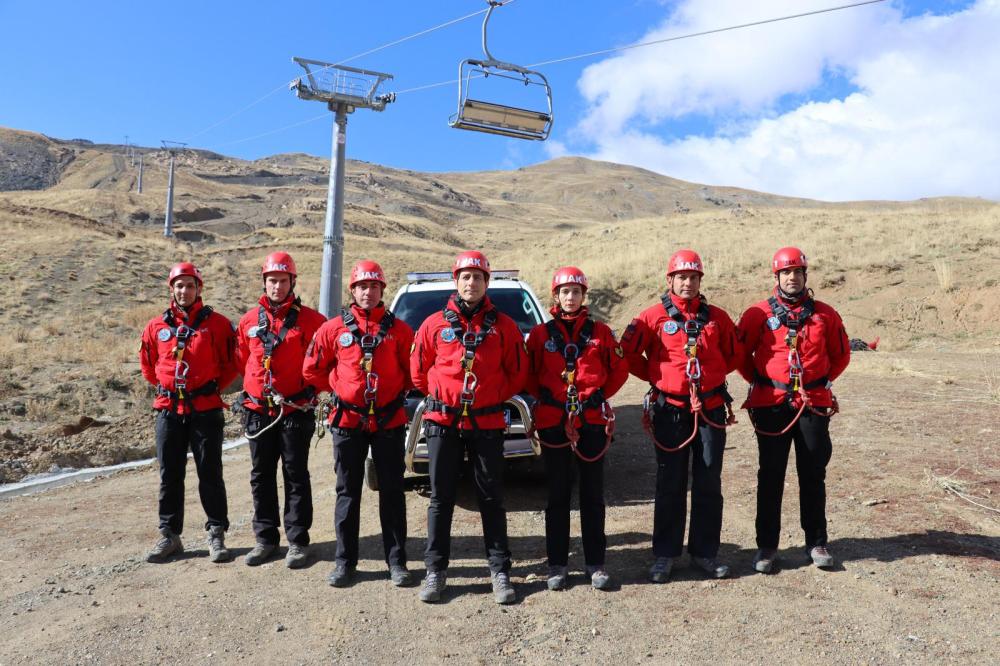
[302,260,415,588]
[525,266,628,591]
[410,250,528,604]
[736,247,850,573]
[621,250,739,583]
[236,251,326,569]
[139,262,239,564]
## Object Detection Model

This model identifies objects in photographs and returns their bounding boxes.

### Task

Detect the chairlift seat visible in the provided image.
[450,98,551,141]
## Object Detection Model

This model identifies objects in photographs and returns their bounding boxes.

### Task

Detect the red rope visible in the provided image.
[642,384,736,453]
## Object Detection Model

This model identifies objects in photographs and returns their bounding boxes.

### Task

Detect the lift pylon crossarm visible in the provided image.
[291,58,395,112]
[449,0,553,141]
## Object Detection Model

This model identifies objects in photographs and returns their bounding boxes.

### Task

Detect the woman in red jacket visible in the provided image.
[526,267,628,591]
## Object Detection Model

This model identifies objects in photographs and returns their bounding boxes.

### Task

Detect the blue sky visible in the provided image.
[1,0,992,200]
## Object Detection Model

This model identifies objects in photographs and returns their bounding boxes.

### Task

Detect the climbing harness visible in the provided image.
[642,296,736,453]
[424,305,503,431]
[747,296,838,437]
[157,305,216,413]
[326,308,405,431]
[450,0,553,141]
[536,317,614,462]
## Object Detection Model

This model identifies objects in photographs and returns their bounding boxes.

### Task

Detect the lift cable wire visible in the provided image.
[181,2,515,143]
[205,0,885,148]
[392,0,887,96]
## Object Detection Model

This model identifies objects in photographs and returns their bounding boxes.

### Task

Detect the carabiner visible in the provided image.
[685,356,702,381]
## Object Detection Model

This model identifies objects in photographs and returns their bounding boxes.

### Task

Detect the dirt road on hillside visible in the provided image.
[1,351,997,664]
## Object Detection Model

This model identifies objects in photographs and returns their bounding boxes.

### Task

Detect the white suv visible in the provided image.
[363,270,549,490]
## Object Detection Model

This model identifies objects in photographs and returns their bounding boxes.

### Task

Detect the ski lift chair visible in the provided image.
[449,1,553,141]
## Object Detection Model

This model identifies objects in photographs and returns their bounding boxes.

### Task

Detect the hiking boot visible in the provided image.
[546,565,569,591]
[146,529,183,563]
[389,565,414,587]
[327,562,356,587]
[753,548,778,574]
[285,543,310,569]
[587,566,612,590]
[244,541,278,567]
[491,571,516,605]
[206,526,232,563]
[691,556,730,579]
[808,546,835,569]
[648,557,673,583]
[419,570,447,603]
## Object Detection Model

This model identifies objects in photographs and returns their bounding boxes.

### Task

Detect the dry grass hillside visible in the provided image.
[0,125,998,483]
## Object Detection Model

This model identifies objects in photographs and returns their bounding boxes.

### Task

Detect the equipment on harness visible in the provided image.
[328,307,403,430]
[255,298,302,414]
[536,317,615,461]
[428,305,499,430]
[642,295,736,453]
[746,295,838,436]
[239,387,316,440]
[158,305,215,412]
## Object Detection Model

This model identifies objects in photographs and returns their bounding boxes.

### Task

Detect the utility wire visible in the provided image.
[181,2,511,144]
[203,0,886,148]
[391,0,887,96]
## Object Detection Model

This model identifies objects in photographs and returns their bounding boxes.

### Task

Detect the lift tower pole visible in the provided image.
[290,58,394,317]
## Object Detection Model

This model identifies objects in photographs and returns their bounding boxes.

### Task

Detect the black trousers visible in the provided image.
[246,410,315,546]
[539,424,607,568]
[155,408,228,534]
[751,405,833,550]
[651,404,727,559]
[424,424,510,574]
[331,426,408,568]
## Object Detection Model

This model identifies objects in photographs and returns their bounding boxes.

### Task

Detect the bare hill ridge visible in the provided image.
[0,125,998,483]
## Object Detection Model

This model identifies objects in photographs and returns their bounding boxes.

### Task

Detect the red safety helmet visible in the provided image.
[349,260,386,288]
[452,250,491,278]
[666,249,704,277]
[772,247,808,274]
[167,262,203,286]
[551,266,589,293]
[262,251,297,277]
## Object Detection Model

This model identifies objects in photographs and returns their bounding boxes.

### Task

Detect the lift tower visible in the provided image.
[291,58,394,317]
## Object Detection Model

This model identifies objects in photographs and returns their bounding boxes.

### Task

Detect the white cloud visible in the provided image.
[558,0,1000,200]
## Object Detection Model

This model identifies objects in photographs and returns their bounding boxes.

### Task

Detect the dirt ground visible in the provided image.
[1,350,997,665]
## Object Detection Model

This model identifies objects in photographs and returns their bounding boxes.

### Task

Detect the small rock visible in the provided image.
[863,499,888,507]
[591,628,599,636]
[275,624,285,633]
[91,600,100,607]
[57,587,68,594]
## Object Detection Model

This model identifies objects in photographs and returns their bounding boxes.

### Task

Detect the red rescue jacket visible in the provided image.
[621,294,739,409]
[410,295,528,430]
[140,298,239,414]
[736,291,850,408]
[302,302,414,431]
[525,307,629,429]
[237,294,326,415]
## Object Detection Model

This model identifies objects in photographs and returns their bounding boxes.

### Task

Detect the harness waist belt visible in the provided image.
[246,385,316,407]
[156,380,219,401]
[330,392,405,429]
[424,397,505,418]
[538,387,607,411]
[656,383,733,405]
[754,373,829,392]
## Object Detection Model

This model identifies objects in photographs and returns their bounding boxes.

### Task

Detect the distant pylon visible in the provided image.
[161,140,187,238]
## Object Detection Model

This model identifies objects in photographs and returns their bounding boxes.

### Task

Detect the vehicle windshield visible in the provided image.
[393,286,543,335]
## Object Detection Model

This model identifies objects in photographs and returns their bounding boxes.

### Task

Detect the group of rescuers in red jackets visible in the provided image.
[140,245,850,604]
